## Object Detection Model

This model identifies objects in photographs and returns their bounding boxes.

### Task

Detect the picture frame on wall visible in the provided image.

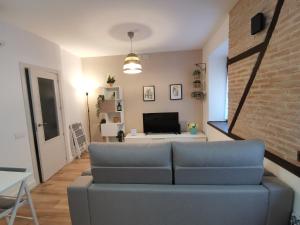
[170,84,182,100]
[143,86,155,101]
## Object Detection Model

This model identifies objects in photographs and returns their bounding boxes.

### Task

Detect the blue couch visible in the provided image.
[68,140,294,225]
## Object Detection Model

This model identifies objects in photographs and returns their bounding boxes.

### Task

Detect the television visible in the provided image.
[143,112,180,134]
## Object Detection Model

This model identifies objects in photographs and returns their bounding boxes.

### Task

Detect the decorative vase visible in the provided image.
[189,127,198,135]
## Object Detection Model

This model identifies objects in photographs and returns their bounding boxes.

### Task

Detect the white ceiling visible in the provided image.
[0,0,237,57]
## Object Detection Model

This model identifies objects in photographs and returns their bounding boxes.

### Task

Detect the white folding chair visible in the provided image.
[70,122,88,158]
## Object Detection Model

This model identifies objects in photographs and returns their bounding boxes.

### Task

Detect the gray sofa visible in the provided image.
[68,140,294,225]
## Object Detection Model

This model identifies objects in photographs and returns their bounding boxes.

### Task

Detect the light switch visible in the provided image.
[14,132,25,140]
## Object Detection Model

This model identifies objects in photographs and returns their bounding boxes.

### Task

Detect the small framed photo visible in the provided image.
[143,86,155,101]
[170,84,182,100]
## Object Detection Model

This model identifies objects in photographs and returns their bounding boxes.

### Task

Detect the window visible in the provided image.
[208,40,229,122]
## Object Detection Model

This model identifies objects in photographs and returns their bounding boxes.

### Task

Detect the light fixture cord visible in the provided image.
[128,31,134,53]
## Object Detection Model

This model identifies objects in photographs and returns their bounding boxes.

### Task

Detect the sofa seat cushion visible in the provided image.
[87,184,268,225]
[89,142,172,184]
[173,140,265,185]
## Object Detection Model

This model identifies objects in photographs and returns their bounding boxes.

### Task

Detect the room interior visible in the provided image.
[0,0,299,224]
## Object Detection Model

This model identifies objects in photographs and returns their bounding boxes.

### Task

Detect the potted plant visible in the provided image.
[96,95,105,118]
[193,69,201,79]
[193,80,201,88]
[96,95,105,132]
[188,122,198,135]
[107,75,115,87]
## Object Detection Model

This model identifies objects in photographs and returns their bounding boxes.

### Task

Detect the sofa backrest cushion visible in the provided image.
[172,140,265,185]
[89,142,172,184]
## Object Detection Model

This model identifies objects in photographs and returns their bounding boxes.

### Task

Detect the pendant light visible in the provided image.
[123,31,142,74]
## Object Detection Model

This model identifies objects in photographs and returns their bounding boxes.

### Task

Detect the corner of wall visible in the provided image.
[202,14,230,134]
[59,48,86,162]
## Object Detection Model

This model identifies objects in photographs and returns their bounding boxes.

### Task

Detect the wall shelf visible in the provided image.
[191,63,206,99]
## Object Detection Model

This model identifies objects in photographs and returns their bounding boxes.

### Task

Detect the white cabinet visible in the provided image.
[125,132,207,143]
[101,123,124,137]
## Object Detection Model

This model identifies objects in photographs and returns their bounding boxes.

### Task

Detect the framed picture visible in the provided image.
[143,86,155,101]
[170,84,182,100]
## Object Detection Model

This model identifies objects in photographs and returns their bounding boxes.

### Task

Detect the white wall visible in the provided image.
[60,49,87,161]
[203,16,300,217]
[82,50,203,140]
[206,125,232,142]
[0,22,85,186]
[264,159,300,217]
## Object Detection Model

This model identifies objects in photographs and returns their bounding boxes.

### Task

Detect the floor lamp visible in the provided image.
[86,92,91,142]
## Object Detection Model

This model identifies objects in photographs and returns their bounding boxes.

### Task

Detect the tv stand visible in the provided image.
[145,132,181,135]
[125,132,206,143]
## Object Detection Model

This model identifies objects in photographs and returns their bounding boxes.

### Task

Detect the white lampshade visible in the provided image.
[123,53,142,74]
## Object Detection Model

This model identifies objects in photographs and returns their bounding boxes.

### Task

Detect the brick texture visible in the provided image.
[229,0,300,165]
[229,0,276,58]
[228,54,259,124]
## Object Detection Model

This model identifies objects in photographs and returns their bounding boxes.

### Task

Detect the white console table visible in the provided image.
[125,132,207,143]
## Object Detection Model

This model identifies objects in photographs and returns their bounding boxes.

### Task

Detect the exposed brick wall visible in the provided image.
[228,0,300,165]
[228,54,259,124]
[229,0,276,58]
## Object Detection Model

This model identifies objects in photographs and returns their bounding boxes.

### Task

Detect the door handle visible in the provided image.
[38,123,48,127]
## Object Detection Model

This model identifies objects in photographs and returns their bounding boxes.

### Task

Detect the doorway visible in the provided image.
[22,66,67,182]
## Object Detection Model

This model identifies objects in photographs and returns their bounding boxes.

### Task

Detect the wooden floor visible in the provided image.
[0,154,90,225]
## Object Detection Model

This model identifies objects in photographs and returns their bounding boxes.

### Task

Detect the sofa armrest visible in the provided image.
[262,176,294,225]
[68,176,93,225]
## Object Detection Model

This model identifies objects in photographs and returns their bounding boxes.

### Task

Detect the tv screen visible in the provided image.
[143,112,180,134]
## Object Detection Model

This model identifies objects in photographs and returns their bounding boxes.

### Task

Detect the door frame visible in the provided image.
[20,63,69,184]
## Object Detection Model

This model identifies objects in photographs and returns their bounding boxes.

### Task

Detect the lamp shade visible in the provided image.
[123,53,142,74]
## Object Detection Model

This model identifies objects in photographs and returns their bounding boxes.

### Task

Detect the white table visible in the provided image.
[0,172,30,193]
[125,132,207,143]
[0,171,39,225]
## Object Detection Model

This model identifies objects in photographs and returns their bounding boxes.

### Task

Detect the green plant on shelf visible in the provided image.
[191,91,204,99]
[193,69,201,81]
[193,80,201,88]
[107,75,115,86]
[188,123,197,129]
[96,94,105,118]
[193,69,201,76]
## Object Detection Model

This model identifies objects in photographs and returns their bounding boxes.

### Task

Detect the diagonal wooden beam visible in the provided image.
[227,43,264,65]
